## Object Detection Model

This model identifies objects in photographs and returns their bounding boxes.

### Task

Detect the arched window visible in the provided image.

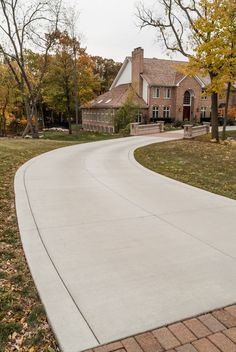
[183,91,191,105]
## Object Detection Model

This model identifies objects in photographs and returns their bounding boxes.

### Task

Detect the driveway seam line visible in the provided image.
[22,162,100,345]
[36,215,154,231]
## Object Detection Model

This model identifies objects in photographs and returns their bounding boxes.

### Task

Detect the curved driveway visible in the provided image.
[15,134,236,352]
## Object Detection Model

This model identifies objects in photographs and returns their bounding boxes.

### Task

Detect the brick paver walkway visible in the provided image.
[84,305,236,352]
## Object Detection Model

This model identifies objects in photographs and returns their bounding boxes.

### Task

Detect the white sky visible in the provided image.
[69,0,186,63]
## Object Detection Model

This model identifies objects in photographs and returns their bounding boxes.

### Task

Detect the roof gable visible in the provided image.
[110,57,132,89]
[176,75,206,88]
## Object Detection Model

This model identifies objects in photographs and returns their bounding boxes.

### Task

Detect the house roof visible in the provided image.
[111,55,210,90]
[141,58,210,87]
[142,58,188,87]
[82,84,148,109]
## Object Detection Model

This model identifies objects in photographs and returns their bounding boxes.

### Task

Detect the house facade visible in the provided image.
[82,47,235,132]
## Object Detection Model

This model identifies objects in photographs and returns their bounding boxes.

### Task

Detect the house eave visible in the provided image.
[110,57,131,90]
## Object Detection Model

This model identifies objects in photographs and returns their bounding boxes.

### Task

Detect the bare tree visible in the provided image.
[64,7,80,132]
[0,0,62,138]
[136,0,220,140]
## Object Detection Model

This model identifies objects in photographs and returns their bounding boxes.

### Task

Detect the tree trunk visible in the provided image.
[0,115,2,136]
[67,109,72,135]
[211,92,219,141]
[32,104,39,139]
[22,97,34,138]
[66,83,72,135]
[3,107,7,137]
[73,44,80,134]
[222,82,231,140]
[40,103,45,129]
[66,101,72,135]
[0,110,6,137]
[22,122,31,137]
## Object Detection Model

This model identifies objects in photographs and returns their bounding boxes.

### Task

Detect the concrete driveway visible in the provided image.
[15,134,236,352]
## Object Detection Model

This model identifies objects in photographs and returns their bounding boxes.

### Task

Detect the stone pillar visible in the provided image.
[158,121,164,132]
[130,123,139,136]
[184,124,193,139]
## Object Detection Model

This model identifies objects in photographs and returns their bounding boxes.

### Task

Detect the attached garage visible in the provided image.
[82,84,148,133]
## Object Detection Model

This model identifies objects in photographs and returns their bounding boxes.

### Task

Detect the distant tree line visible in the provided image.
[0,0,121,137]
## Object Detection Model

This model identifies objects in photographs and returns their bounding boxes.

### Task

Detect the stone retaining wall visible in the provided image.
[184,124,210,139]
[130,122,164,136]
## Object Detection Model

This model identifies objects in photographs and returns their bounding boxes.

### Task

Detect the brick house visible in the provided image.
[82,47,235,132]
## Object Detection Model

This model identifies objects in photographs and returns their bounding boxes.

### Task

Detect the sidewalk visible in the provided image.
[86,305,236,352]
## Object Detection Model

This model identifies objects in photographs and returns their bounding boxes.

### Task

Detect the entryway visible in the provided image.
[183,90,193,120]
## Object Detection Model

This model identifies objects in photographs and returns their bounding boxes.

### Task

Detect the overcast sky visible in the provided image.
[69,0,186,63]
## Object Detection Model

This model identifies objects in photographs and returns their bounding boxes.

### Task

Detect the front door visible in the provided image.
[183,106,191,120]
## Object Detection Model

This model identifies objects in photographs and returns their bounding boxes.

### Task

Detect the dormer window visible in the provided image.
[164,87,171,99]
[105,99,112,104]
[97,99,103,104]
[153,87,160,98]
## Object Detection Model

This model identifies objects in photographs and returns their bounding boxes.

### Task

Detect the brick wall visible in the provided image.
[148,86,177,121]
[147,76,212,122]
[176,76,211,121]
[82,108,115,133]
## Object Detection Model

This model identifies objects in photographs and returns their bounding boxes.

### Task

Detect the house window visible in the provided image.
[183,91,191,105]
[163,106,170,118]
[152,106,159,120]
[153,87,160,98]
[201,89,207,100]
[164,87,171,99]
[136,112,143,123]
[200,107,207,118]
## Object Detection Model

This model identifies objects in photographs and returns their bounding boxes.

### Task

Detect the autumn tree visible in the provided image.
[214,0,236,140]
[42,33,75,134]
[42,32,100,133]
[92,56,122,94]
[184,0,236,140]
[0,64,16,136]
[64,8,81,128]
[0,0,62,138]
[137,0,236,141]
[77,50,101,104]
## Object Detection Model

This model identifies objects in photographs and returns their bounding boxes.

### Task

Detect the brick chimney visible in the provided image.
[132,47,144,97]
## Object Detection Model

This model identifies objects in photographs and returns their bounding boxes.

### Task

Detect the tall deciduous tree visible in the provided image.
[137,0,236,141]
[0,64,17,136]
[64,8,80,129]
[42,32,100,133]
[91,56,122,94]
[0,0,62,138]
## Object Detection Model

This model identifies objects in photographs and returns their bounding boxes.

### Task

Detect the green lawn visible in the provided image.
[0,131,120,351]
[135,132,236,200]
[43,130,120,142]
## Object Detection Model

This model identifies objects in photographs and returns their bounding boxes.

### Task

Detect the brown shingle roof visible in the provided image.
[82,84,148,109]
[142,58,210,87]
[142,58,187,86]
